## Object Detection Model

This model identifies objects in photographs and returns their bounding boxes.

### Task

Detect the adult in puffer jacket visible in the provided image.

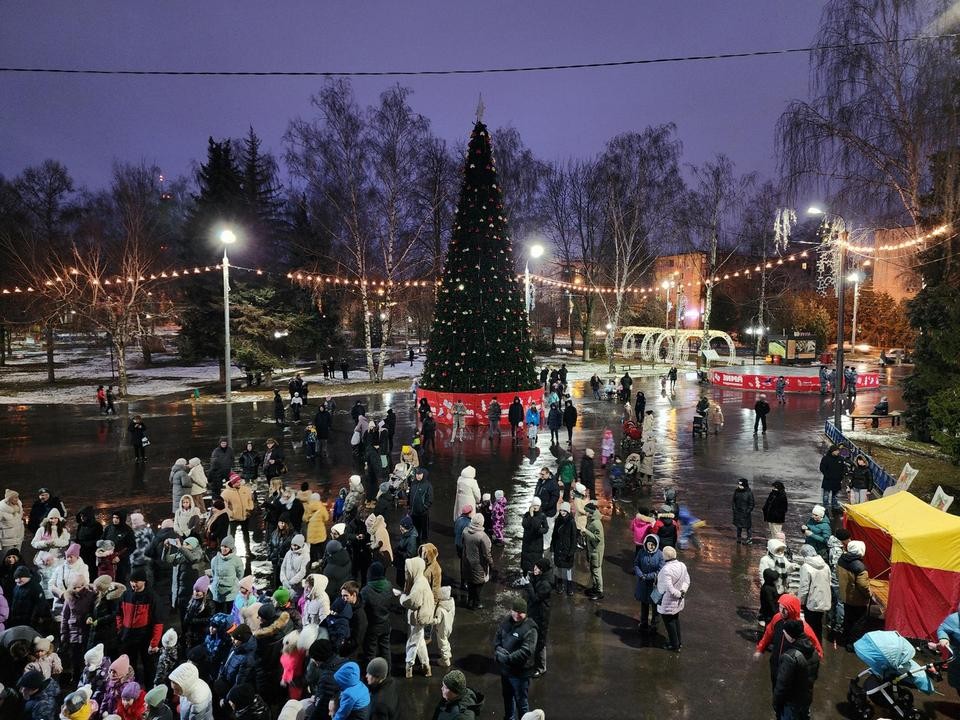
[280,535,310,592]
[303,574,331,625]
[754,593,823,686]
[168,662,213,720]
[772,620,821,719]
[399,556,435,678]
[331,661,370,720]
[433,585,456,669]
[453,467,481,522]
[321,541,352,604]
[837,540,870,647]
[757,539,799,595]
[359,563,394,670]
[187,459,209,510]
[169,459,191,514]
[634,534,665,631]
[656,546,690,652]
[210,536,244,610]
[796,545,831,641]
[0,490,25,552]
[801,505,832,558]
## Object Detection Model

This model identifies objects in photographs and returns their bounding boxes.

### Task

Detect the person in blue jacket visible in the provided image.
[331,661,370,720]
[938,602,960,696]
[525,404,541,448]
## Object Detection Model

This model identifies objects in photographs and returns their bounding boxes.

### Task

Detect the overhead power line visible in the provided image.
[1,33,958,78]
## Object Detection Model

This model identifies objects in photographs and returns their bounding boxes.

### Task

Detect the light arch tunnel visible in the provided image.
[619,326,737,363]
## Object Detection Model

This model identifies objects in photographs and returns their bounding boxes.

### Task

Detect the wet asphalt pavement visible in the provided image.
[3,366,954,719]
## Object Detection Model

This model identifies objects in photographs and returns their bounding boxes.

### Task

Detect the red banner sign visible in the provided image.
[709,370,880,393]
[416,387,543,426]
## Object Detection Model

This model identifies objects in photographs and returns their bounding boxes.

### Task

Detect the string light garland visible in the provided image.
[0,224,947,298]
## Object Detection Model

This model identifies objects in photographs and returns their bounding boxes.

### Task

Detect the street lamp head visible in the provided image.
[806,206,825,216]
[220,229,237,244]
[605,323,613,331]
[661,280,670,290]
[847,271,864,283]
[529,244,545,260]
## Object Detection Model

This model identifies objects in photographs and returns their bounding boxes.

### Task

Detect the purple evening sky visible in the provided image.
[0,1,826,190]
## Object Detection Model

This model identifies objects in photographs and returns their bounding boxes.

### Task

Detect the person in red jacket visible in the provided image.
[753,594,823,699]
[116,568,165,684]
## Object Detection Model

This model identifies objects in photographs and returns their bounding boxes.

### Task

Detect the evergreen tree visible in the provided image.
[177,139,246,368]
[902,148,960,447]
[421,120,537,393]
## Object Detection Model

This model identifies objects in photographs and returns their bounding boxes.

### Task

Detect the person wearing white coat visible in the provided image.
[279,534,310,592]
[397,556,435,678]
[174,495,201,539]
[169,661,214,720]
[453,466,481,522]
[797,544,832,642]
[302,573,330,625]
[48,543,90,620]
[187,458,208,511]
[0,490,25,552]
[31,508,71,557]
[656,546,691,652]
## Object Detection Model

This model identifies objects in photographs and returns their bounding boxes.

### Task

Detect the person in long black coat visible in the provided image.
[314,405,332,458]
[74,507,103,571]
[508,397,524,442]
[579,450,596,500]
[526,558,553,676]
[550,504,577,595]
[635,392,647,423]
[762,481,788,537]
[732,478,756,544]
[562,401,578,446]
[520,500,548,582]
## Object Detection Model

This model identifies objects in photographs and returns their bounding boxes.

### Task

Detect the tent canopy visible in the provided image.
[844,491,960,572]
[845,491,960,639]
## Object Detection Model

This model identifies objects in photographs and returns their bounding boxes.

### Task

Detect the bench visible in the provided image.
[849,410,902,431]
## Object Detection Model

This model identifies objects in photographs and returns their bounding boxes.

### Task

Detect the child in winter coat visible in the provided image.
[25,634,63,679]
[95,540,117,581]
[302,573,330,625]
[600,429,615,468]
[322,598,352,650]
[333,488,348,523]
[280,534,310,593]
[154,629,178,688]
[757,538,799,595]
[102,654,136,716]
[182,578,214,651]
[279,629,307,699]
[433,586,455,668]
[80,644,111,707]
[33,550,60,600]
[304,425,318,460]
[491,490,508,545]
[117,681,146,720]
[630,512,654,549]
[144,685,173,720]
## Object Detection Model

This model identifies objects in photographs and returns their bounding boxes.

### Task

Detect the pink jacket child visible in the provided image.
[491,491,508,544]
[279,629,306,699]
[630,513,654,547]
[601,429,615,468]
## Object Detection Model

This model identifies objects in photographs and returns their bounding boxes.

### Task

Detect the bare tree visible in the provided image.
[680,155,756,354]
[492,126,548,258]
[777,0,957,224]
[3,163,165,394]
[594,127,685,370]
[12,159,76,246]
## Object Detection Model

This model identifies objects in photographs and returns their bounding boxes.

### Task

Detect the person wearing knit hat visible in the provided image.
[430,666,482,717]
[210,533,245,612]
[144,684,173,720]
[521,711,546,720]
[494,597,537,719]
[65,542,81,559]
[838,539,870,647]
[192,575,210,595]
[802,505,832,557]
[272,587,292,607]
[129,513,146,530]
[517,497,548,588]
[62,689,92,720]
[330,522,346,539]
[364,656,399,717]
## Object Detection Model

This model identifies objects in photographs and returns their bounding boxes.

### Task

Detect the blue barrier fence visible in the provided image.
[824,420,897,493]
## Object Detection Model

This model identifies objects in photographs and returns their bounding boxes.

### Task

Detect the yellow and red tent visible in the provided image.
[844,491,960,639]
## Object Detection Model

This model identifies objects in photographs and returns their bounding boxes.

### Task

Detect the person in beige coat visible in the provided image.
[0,489,25,552]
[174,495,202,539]
[453,466,481,522]
[365,514,393,564]
[396,556,435,678]
[221,476,255,553]
[188,458,208,510]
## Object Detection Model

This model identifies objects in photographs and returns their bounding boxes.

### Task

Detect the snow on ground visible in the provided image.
[0,339,426,405]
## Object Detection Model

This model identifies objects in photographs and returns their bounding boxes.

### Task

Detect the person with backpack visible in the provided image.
[652,505,678,549]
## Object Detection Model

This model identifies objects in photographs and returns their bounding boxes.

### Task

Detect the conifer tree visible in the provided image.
[421,120,537,393]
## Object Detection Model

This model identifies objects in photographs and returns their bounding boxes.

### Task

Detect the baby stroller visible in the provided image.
[621,420,644,453]
[388,460,416,507]
[692,415,707,437]
[847,630,952,720]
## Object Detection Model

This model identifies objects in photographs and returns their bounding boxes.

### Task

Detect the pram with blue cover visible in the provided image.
[846,630,952,719]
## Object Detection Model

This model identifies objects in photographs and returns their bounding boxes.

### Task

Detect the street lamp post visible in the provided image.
[673,282,682,356]
[661,280,671,329]
[220,229,236,401]
[848,271,863,347]
[525,243,545,319]
[808,206,848,429]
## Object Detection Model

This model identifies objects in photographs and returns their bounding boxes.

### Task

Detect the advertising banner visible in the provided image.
[710,369,880,393]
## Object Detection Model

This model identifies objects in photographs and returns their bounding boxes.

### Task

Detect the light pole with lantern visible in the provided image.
[220,228,236,401]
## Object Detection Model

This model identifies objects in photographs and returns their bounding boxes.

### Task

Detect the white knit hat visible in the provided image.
[161,628,178,648]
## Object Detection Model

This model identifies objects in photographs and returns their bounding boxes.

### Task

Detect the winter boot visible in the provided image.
[565,580,574,596]
[405,663,414,679]
[554,578,563,594]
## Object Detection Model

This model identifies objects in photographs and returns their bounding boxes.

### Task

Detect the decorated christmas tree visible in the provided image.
[421,117,538,393]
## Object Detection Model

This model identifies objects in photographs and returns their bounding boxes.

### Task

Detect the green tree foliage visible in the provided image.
[421,121,537,393]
